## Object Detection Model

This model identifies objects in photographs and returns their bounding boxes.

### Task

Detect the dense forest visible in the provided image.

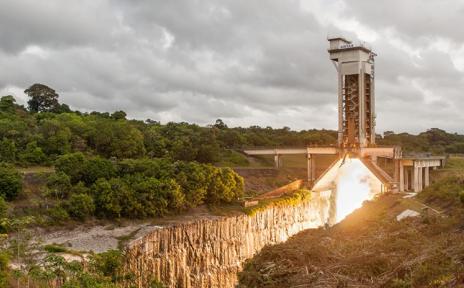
[1,84,463,168]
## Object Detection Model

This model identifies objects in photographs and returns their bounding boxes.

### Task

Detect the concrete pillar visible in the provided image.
[307,154,311,182]
[413,165,420,193]
[399,161,404,192]
[418,167,423,192]
[404,167,409,191]
[311,157,316,182]
[358,68,365,145]
[424,166,430,187]
[274,155,280,169]
[338,70,343,146]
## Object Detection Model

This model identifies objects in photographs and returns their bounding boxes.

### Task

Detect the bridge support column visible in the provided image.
[419,167,424,192]
[413,166,420,193]
[307,154,311,183]
[399,161,404,192]
[424,166,430,188]
[404,167,409,191]
[274,154,280,169]
[307,154,316,184]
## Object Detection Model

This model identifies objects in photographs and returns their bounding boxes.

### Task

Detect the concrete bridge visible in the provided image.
[399,156,446,192]
[243,147,445,193]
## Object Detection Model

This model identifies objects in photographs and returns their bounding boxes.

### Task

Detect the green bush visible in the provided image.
[0,251,9,288]
[48,205,70,224]
[18,141,47,165]
[55,152,86,183]
[65,193,95,221]
[418,176,464,208]
[82,157,115,185]
[129,176,183,217]
[46,171,72,199]
[92,178,134,218]
[244,189,311,216]
[0,138,16,163]
[207,167,244,204]
[90,250,123,280]
[0,163,22,200]
[0,197,7,218]
[44,244,68,253]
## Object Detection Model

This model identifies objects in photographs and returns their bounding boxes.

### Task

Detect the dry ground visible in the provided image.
[238,193,464,288]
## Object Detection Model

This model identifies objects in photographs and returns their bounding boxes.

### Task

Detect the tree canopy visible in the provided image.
[25,83,60,112]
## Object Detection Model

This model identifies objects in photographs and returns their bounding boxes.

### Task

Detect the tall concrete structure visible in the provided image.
[328,37,376,149]
[243,36,445,193]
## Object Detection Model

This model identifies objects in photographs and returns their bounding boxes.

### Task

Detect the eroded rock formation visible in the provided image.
[125,191,331,288]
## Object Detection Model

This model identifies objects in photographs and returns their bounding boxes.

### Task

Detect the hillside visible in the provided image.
[238,170,464,287]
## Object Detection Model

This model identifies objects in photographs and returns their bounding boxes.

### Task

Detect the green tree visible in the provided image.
[46,172,72,200]
[174,162,208,207]
[0,163,22,200]
[65,194,95,221]
[82,157,116,185]
[18,141,47,165]
[92,178,134,218]
[0,138,16,162]
[213,119,227,129]
[0,95,16,114]
[39,119,72,155]
[25,83,59,112]
[89,250,123,281]
[109,122,146,158]
[0,197,8,218]
[55,152,86,183]
[110,111,126,120]
[90,120,145,159]
[0,250,9,288]
[130,177,184,217]
[206,167,244,204]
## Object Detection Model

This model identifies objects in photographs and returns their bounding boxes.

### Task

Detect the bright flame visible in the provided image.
[312,156,384,224]
[335,158,376,222]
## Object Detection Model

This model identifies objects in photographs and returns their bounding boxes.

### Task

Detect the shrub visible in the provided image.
[46,172,72,199]
[207,167,244,204]
[418,176,464,208]
[82,157,115,185]
[0,197,7,218]
[48,206,70,224]
[0,163,22,200]
[44,244,68,253]
[55,152,86,183]
[244,189,311,216]
[0,138,16,163]
[116,158,173,179]
[65,194,95,221]
[90,250,123,281]
[92,178,134,218]
[18,141,47,164]
[174,162,209,207]
[70,181,89,195]
[0,251,9,287]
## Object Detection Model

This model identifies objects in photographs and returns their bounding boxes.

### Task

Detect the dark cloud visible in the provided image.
[0,0,463,133]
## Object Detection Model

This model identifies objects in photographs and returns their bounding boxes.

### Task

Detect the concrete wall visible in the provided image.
[124,192,332,288]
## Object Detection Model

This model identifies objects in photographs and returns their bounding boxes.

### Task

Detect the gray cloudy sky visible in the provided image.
[1,0,464,133]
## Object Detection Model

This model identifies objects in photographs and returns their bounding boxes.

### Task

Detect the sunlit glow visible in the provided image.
[335,158,376,222]
[312,156,384,224]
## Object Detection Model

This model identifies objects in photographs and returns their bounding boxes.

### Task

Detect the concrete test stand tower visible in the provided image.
[328,37,376,149]
[244,37,445,193]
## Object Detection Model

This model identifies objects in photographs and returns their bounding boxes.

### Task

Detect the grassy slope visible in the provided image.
[239,189,464,287]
